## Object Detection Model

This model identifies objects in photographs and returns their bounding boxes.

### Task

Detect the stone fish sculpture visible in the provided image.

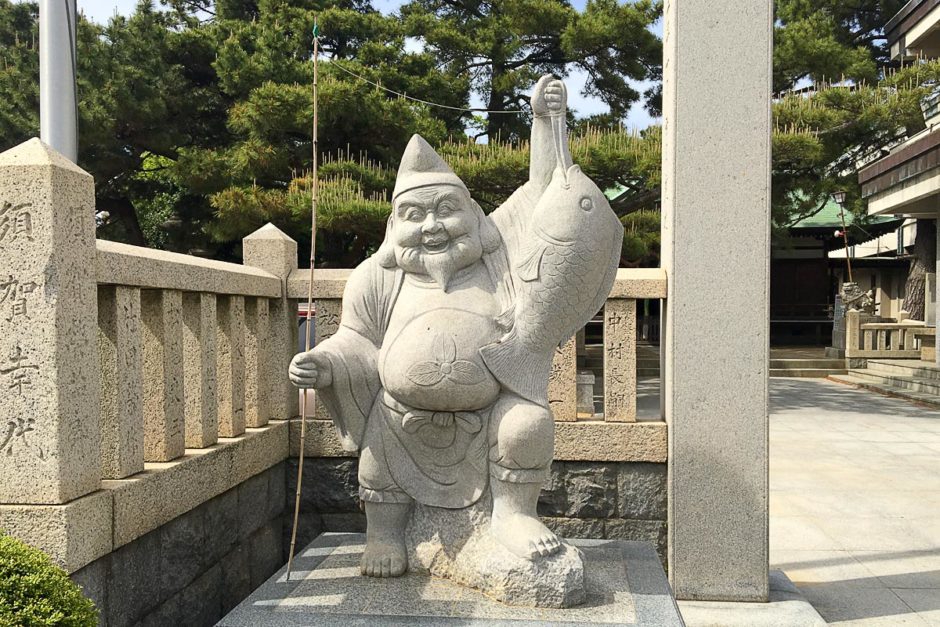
[289,75,622,607]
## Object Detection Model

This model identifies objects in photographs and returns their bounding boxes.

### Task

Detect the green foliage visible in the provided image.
[620,210,660,267]
[0,1,38,147]
[771,59,940,231]
[774,0,907,93]
[0,532,97,626]
[400,0,662,140]
[4,0,926,266]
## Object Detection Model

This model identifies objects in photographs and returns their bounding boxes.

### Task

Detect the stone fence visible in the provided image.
[844,309,928,360]
[0,138,670,624]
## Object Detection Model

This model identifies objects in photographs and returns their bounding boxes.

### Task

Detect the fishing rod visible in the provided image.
[286,17,320,582]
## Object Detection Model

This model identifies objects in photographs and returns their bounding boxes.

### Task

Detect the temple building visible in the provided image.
[851,0,940,358]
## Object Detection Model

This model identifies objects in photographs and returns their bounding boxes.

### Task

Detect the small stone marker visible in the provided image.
[0,139,100,503]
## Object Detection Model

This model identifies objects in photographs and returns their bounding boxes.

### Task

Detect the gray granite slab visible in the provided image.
[218,533,684,626]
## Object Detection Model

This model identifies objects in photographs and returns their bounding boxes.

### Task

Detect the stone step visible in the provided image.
[771,368,846,378]
[828,374,940,409]
[769,359,846,369]
[866,359,940,381]
[848,369,940,396]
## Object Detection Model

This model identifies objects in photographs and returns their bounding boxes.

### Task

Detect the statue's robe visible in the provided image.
[314,185,542,509]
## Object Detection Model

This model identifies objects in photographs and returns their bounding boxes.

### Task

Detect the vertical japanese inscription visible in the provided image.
[0,275,40,322]
[0,197,44,460]
[603,298,637,422]
[0,201,33,244]
[0,344,42,458]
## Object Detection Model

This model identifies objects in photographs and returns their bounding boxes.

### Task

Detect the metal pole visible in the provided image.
[838,204,854,283]
[39,0,79,162]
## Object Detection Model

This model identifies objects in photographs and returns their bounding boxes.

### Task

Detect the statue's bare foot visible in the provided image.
[490,510,562,560]
[360,537,407,577]
[361,500,410,577]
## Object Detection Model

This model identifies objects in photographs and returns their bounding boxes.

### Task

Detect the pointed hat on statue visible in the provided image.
[392,135,468,200]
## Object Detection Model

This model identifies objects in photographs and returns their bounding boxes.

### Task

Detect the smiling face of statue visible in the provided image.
[392,185,484,290]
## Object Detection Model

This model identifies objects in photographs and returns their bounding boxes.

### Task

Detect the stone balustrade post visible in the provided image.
[548,338,577,422]
[0,139,100,503]
[141,289,185,461]
[662,0,772,601]
[98,285,144,478]
[217,295,246,437]
[604,298,637,422]
[245,297,271,427]
[243,224,299,420]
[182,292,218,447]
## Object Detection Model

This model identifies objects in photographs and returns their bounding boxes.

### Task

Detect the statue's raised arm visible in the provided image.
[528,75,571,196]
[481,76,623,406]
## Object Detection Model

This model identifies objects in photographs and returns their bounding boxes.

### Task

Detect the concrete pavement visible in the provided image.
[771,378,940,626]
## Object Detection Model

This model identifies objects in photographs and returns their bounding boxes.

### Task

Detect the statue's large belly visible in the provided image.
[380,308,500,411]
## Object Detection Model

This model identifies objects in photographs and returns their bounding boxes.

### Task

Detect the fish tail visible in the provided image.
[479,331,552,405]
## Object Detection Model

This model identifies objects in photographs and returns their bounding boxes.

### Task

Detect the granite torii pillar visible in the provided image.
[661,0,773,602]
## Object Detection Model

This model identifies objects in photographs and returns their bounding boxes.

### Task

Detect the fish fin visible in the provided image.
[495,305,515,332]
[516,240,546,282]
[480,332,551,405]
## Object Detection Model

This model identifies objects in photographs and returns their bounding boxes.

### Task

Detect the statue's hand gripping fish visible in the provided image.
[480,164,622,404]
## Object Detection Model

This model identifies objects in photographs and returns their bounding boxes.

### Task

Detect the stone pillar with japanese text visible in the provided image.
[0,139,100,503]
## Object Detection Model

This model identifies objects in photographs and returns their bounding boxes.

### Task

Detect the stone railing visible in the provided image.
[286,267,668,463]
[96,240,281,472]
[845,309,925,359]
[0,142,296,575]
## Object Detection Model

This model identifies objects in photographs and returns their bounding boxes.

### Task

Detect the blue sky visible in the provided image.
[47,0,661,129]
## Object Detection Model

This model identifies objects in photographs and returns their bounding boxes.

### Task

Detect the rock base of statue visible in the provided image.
[406,491,585,608]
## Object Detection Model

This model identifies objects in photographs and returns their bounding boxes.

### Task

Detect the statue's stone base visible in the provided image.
[407,491,584,608]
[219,533,684,626]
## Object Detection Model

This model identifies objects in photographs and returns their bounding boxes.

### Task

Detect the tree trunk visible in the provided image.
[485,47,509,141]
[104,195,147,247]
[902,218,937,321]
[485,79,508,140]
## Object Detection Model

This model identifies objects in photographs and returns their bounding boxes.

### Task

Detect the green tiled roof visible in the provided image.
[791,197,897,229]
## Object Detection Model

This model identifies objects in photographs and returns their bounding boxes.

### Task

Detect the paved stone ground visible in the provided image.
[771,378,940,626]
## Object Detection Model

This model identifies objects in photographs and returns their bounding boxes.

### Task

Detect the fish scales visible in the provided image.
[479,162,622,405]
[517,230,619,351]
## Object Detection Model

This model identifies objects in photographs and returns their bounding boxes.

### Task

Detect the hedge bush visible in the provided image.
[0,532,97,626]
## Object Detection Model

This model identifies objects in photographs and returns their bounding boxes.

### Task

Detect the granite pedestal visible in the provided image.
[218,533,684,626]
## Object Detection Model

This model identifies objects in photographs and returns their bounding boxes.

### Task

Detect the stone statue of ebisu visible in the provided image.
[289,75,622,604]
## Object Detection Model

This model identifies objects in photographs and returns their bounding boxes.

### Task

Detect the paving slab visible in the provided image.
[218,533,684,626]
[677,570,826,627]
[770,378,940,626]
